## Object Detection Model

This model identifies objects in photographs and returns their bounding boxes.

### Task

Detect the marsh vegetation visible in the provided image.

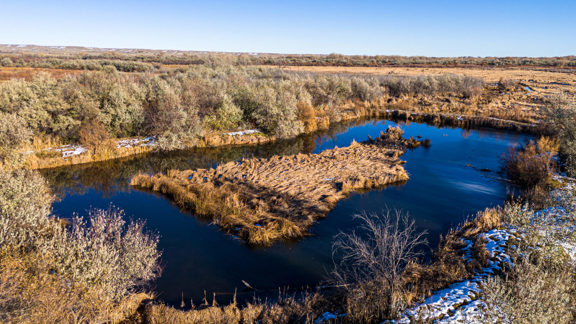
[1,46,575,323]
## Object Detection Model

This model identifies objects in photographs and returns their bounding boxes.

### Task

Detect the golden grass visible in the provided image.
[18,138,154,170]
[132,127,415,246]
[139,291,324,324]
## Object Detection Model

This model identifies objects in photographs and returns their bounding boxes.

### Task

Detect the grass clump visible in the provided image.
[139,291,325,324]
[504,136,559,204]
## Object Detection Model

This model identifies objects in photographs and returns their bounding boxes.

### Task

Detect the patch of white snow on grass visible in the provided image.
[226,129,261,136]
[116,136,156,149]
[395,229,512,323]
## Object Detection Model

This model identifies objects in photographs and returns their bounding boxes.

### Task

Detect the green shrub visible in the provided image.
[203,95,244,131]
[0,113,32,165]
[0,170,55,248]
[0,170,161,321]
[544,95,576,177]
[51,207,161,300]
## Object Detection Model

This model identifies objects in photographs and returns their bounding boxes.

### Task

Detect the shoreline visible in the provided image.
[22,107,539,171]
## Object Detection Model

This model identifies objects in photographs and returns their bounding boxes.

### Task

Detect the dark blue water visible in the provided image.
[46,119,528,307]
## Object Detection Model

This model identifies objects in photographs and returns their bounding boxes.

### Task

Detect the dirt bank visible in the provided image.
[131,127,420,246]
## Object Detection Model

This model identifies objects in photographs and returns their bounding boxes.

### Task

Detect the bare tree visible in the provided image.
[331,210,427,320]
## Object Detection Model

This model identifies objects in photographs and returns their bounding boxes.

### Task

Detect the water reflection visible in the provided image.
[45,118,530,307]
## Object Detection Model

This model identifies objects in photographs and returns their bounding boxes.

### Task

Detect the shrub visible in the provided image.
[203,95,244,131]
[544,95,576,176]
[0,170,55,249]
[297,101,318,132]
[248,82,304,138]
[0,113,32,168]
[382,74,483,98]
[351,77,381,101]
[331,210,427,321]
[0,170,161,321]
[144,77,203,150]
[504,137,558,189]
[0,58,12,67]
[51,207,161,301]
[0,113,32,149]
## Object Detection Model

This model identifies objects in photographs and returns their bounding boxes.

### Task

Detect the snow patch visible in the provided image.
[116,136,156,149]
[226,129,261,136]
[32,136,157,159]
[396,229,512,323]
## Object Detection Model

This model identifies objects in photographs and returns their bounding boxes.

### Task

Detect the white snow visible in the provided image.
[31,136,157,159]
[116,136,156,149]
[56,145,87,158]
[226,129,261,136]
[396,229,512,323]
[394,178,576,323]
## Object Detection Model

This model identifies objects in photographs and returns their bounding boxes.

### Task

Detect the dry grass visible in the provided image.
[504,137,560,204]
[481,256,576,323]
[19,140,154,170]
[0,250,150,323]
[480,201,576,323]
[278,65,575,88]
[282,65,575,125]
[401,207,502,305]
[132,127,416,246]
[139,292,325,324]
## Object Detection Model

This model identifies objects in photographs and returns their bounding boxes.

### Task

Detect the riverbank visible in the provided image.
[130,127,419,246]
[19,104,539,171]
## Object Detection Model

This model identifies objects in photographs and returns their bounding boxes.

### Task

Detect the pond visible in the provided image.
[43,118,529,307]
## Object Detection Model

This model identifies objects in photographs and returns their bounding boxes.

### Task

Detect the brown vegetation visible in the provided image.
[504,137,560,204]
[138,291,325,324]
[331,210,428,321]
[131,127,417,246]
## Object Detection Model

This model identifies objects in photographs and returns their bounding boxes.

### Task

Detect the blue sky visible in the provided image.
[0,0,574,56]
